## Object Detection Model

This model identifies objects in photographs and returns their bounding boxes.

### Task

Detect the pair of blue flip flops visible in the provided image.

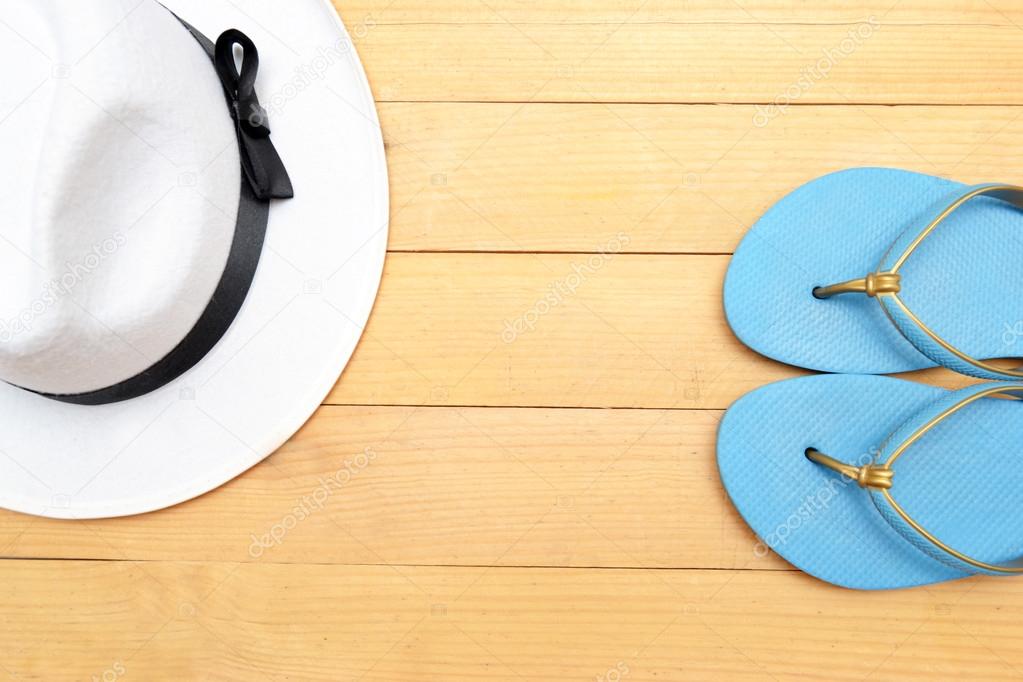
[719,167,1023,590]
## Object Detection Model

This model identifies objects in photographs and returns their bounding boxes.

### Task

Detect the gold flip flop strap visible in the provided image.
[808,383,1023,574]
[814,185,1023,380]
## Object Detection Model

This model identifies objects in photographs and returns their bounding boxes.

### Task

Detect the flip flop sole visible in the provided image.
[724,168,1023,374]
[717,374,1023,589]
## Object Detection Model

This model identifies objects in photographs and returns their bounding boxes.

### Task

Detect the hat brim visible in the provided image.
[0,0,387,519]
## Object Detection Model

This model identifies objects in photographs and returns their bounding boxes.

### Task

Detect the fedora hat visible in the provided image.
[0,0,388,518]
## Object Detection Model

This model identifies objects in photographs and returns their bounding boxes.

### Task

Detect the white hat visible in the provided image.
[0,0,388,518]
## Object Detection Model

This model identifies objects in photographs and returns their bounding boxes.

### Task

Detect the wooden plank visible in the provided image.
[0,405,772,570]
[329,252,789,408]
[380,103,1023,253]
[330,7,1023,103]
[0,560,1018,681]
[327,252,977,408]
[340,0,1023,26]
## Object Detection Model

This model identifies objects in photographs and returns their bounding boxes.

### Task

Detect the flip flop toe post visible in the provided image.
[717,374,1023,589]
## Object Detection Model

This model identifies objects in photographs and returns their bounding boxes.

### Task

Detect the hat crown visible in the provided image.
[0,0,240,395]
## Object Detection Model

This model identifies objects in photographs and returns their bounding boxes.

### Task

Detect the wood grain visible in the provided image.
[334,5,1023,104]
[0,405,776,570]
[340,0,1023,26]
[329,252,794,408]
[1,560,1019,681]
[380,103,1023,253]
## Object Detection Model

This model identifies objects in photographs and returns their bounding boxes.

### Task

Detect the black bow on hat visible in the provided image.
[213,29,294,201]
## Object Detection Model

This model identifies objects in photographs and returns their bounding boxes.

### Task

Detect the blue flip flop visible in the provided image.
[724,168,1023,380]
[717,374,1023,590]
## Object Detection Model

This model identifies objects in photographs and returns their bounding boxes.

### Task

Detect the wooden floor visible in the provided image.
[7,1,1023,679]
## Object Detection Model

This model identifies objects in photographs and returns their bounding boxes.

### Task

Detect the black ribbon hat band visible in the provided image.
[28,20,293,406]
